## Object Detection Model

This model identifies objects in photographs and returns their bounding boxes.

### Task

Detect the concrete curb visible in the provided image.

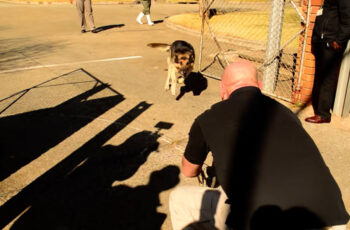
[165,18,201,38]
[165,17,265,51]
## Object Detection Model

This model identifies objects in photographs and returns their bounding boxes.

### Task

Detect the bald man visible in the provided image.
[169,61,349,230]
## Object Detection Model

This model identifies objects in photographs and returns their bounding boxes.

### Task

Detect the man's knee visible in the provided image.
[170,185,198,210]
[170,185,187,203]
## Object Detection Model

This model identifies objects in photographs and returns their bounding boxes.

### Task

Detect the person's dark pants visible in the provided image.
[312,42,344,119]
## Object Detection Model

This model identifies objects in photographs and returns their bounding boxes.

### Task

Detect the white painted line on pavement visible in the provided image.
[0,56,142,74]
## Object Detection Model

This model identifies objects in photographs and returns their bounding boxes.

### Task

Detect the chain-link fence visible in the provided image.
[198,0,305,102]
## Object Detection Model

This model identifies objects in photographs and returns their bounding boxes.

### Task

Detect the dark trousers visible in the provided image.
[312,42,344,119]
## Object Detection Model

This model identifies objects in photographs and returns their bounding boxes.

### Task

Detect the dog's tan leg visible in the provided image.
[165,57,171,91]
[170,70,177,95]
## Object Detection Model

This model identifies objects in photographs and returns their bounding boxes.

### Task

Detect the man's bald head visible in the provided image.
[220,60,259,100]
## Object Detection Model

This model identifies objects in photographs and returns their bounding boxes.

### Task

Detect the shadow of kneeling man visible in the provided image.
[10,128,179,230]
[111,165,180,229]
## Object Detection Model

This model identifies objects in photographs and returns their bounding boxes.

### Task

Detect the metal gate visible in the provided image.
[198,0,306,102]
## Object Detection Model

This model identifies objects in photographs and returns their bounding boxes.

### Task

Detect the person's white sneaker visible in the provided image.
[136,12,144,24]
[146,14,154,26]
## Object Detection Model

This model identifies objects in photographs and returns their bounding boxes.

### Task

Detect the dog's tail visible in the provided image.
[147,43,170,52]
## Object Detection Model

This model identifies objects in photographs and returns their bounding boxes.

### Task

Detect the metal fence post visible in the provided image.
[263,0,286,93]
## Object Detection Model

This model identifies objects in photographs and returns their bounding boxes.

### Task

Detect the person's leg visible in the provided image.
[169,186,209,230]
[136,12,144,24]
[169,185,230,230]
[84,0,95,31]
[141,0,153,25]
[311,42,323,116]
[312,43,343,119]
[141,0,150,15]
[75,0,86,31]
[316,45,343,119]
[146,14,154,26]
[213,187,231,229]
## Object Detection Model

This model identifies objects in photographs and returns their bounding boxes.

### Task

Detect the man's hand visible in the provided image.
[332,41,342,52]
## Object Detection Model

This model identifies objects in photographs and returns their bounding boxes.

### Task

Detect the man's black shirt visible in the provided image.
[184,87,349,229]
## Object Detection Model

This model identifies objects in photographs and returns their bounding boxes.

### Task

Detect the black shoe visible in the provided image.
[81,29,86,33]
[91,28,98,33]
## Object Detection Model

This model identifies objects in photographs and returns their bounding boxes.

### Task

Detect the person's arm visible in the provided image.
[336,0,350,47]
[182,119,209,178]
[332,41,343,52]
[182,156,202,177]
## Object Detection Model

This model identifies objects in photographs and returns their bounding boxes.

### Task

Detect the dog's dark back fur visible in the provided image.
[170,40,195,65]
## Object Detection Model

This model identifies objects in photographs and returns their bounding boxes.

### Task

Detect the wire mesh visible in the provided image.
[198,0,304,101]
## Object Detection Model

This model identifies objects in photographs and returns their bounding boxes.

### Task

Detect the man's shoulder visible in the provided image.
[197,100,228,120]
[197,88,264,120]
[198,92,300,126]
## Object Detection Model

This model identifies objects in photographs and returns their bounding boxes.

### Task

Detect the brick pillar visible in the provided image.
[292,0,323,105]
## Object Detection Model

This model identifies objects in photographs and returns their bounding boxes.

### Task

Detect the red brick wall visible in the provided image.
[292,0,323,105]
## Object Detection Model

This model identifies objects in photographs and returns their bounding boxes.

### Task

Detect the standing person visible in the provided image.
[305,0,350,124]
[136,0,156,26]
[70,0,97,33]
[169,60,349,230]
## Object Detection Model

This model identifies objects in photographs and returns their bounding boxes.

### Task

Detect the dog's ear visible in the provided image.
[189,50,195,64]
[171,52,179,63]
[170,44,176,58]
[186,42,195,64]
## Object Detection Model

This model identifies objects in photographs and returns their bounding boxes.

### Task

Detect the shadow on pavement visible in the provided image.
[93,24,125,33]
[0,66,178,228]
[0,38,64,71]
[0,96,177,229]
[154,20,164,24]
[0,69,124,181]
[176,72,208,101]
[9,131,179,229]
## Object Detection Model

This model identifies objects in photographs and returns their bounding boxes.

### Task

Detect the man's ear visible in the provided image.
[220,81,228,100]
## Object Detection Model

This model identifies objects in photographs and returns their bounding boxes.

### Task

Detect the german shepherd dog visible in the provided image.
[164,40,195,96]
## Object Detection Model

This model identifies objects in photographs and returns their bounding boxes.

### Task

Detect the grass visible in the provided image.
[168,8,302,48]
